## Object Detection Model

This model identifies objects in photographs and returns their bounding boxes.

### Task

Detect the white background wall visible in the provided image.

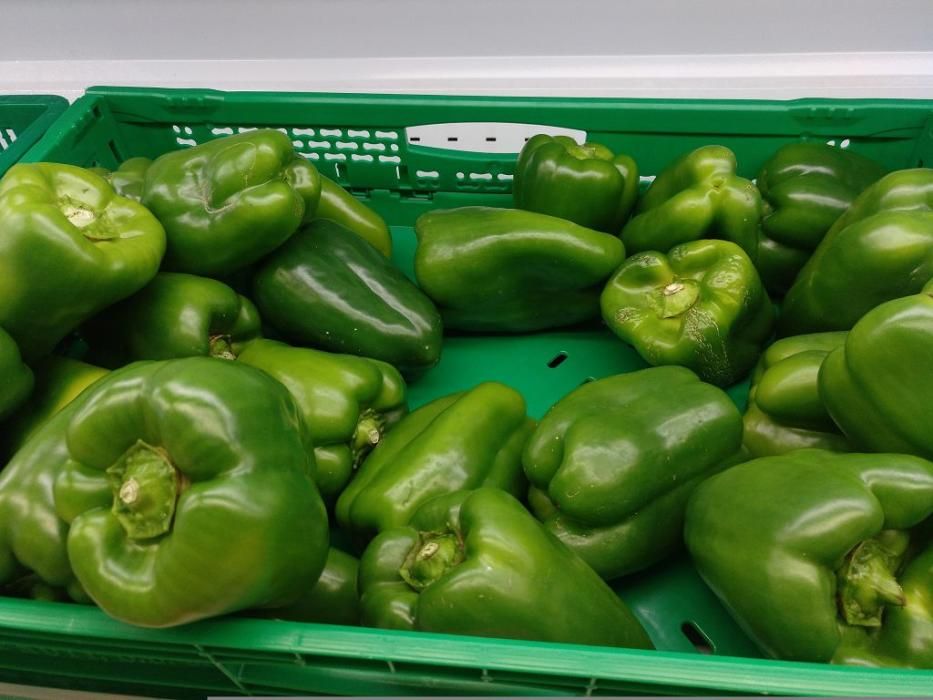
[2,0,932,99]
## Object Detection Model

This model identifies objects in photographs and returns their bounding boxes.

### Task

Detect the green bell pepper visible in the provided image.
[819,280,933,460]
[359,487,653,648]
[336,382,534,537]
[0,163,166,360]
[743,332,851,457]
[0,328,32,422]
[684,449,933,664]
[237,339,407,500]
[82,272,262,366]
[93,157,152,202]
[756,143,886,294]
[316,175,392,257]
[620,145,761,260]
[414,206,625,332]
[523,366,743,580]
[141,130,321,277]
[55,357,329,627]
[835,539,933,669]
[600,239,774,387]
[253,219,442,377]
[1,356,107,458]
[258,547,360,626]
[779,168,933,335]
[755,237,811,301]
[0,374,112,602]
[512,134,639,232]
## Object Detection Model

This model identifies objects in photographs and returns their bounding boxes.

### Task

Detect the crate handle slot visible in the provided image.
[406,123,586,154]
[681,621,714,655]
[547,352,568,369]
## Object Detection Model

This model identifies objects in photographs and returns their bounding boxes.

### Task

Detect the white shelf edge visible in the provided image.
[3,51,933,102]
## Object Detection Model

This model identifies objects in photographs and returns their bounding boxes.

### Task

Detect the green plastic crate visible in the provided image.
[10,86,933,697]
[0,95,68,176]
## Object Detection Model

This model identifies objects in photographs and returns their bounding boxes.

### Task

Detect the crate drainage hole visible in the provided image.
[547,352,568,368]
[681,622,714,655]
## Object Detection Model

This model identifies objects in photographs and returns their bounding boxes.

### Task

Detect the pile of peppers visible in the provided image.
[0,126,930,672]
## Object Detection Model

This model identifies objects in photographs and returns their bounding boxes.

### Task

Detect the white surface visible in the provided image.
[5,53,933,103]
[2,0,933,100]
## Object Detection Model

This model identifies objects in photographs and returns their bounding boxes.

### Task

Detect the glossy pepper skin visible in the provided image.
[254,220,442,377]
[55,357,329,627]
[743,332,850,457]
[414,206,625,332]
[779,168,933,335]
[316,175,392,257]
[0,375,112,602]
[600,239,773,387]
[756,143,886,294]
[512,134,639,232]
[336,382,534,537]
[819,280,933,460]
[0,163,166,360]
[141,130,321,277]
[359,487,653,649]
[621,146,761,261]
[2,356,107,458]
[258,547,360,626]
[237,339,407,500]
[82,272,262,367]
[91,157,152,202]
[0,328,32,422]
[684,450,933,664]
[524,367,743,580]
[836,540,933,669]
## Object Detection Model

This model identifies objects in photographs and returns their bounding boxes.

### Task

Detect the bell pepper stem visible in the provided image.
[62,204,96,229]
[837,530,909,627]
[656,279,700,318]
[106,440,181,540]
[351,409,386,467]
[209,335,237,360]
[399,531,465,590]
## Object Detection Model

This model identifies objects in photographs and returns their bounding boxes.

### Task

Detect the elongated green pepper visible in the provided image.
[141,130,321,276]
[621,146,761,260]
[414,206,625,332]
[336,382,534,537]
[237,339,407,500]
[755,143,886,294]
[55,357,329,627]
[0,163,166,359]
[779,168,933,335]
[360,488,654,648]
[254,219,442,377]
[512,134,639,232]
[601,239,773,386]
[524,367,743,580]
[685,450,933,664]
[743,332,850,457]
[316,175,392,257]
[819,280,933,460]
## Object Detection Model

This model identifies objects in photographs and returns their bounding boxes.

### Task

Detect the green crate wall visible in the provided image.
[0,95,68,176]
